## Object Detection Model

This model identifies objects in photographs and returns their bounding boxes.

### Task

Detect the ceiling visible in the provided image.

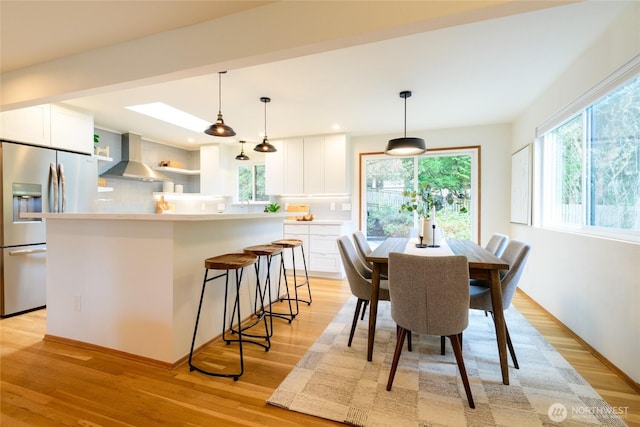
[0,1,631,150]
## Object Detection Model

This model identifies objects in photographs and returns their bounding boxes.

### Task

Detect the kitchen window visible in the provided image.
[237,163,268,202]
[538,70,640,242]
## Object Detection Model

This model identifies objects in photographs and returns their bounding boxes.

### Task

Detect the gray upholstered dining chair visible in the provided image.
[469,239,531,369]
[337,236,390,347]
[485,233,509,257]
[352,231,374,270]
[386,253,475,409]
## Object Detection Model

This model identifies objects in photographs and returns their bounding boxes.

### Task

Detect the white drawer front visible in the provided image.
[310,235,339,254]
[310,253,341,272]
[309,224,342,235]
[284,224,309,235]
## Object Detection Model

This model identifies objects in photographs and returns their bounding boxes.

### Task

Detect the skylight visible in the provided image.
[126,102,210,133]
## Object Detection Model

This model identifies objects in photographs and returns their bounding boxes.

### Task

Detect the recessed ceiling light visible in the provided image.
[332,123,341,130]
[126,102,210,133]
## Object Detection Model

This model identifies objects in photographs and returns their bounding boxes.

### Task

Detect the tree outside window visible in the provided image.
[542,74,640,237]
[238,164,268,202]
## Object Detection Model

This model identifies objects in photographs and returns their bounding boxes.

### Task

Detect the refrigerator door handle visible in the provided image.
[50,163,58,213]
[9,248,47,256]
[58,163,66,213]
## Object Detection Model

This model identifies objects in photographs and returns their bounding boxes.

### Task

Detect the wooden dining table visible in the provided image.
[365,237,512,385]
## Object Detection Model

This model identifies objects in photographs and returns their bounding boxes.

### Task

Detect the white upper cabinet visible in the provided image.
[0,104,51,147]
[1,104,93,154]
[265,133,348,195]
[50,104,94,154]
[303,136,324,194]
[265,138,304,195]
[285,138,304,194]
[304,134,348,194]
[265,140,284,195]
[200,144,231,196]
[322,134,347,194]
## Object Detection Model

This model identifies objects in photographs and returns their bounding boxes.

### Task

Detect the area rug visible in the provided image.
[267,296,627,426]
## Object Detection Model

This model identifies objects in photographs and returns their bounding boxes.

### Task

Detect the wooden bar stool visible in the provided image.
[271,238,312,315]
[243,244,295,335]
[188,252,269,381]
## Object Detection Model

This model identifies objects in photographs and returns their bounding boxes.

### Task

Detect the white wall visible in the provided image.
[511,2,640,384]
[350,123,512,245]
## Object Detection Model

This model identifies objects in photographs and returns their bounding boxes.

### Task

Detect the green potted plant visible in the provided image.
[399,182,443,219]
[399,182,444,244]
[265,203,280,213]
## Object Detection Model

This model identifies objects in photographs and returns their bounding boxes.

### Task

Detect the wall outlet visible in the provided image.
[330,202,336,211]
[73,295,81,312]
[217,203,225,211]
[341,203,352,211]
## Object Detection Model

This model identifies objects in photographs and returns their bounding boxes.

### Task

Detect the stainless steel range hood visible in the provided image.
[101,133,168,181]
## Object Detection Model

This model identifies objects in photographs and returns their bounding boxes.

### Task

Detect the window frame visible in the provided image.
[236,161,268,203]
[359,146,480,243]
[537,66,640,243]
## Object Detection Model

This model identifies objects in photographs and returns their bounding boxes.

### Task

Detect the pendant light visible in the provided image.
[235,140,250,160]
[385,90,426,156]
[253,97,277,153]
[205,71,236,137]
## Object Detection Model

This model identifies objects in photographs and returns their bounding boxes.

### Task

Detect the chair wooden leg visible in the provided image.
[348,299,364,347]
[448,334,475,409]
[407,331,412,352]
[490,311,519,369]
[361,300,368,320]
[505,323,519,369]
[440,336,445,355]
[386,326,408,391]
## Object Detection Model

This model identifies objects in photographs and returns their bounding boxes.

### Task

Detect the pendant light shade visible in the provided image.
[254,97,277,153]
[385,90,426,156]
[205,71,236,137]
[235,141,250,160]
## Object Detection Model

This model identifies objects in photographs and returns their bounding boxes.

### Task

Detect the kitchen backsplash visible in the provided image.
[277,197,352,221]
[94,128,200,213]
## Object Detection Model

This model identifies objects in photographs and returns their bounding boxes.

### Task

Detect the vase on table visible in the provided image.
[421,211,443,246]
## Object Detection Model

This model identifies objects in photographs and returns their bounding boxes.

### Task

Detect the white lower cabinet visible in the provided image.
[283,222,350,278]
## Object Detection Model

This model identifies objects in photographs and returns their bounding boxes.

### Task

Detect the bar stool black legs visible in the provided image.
[188,253,269,381]
[244,244,296,336]
[271,239,312,316]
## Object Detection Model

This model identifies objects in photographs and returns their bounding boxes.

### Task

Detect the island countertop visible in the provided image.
[25,212,294,221]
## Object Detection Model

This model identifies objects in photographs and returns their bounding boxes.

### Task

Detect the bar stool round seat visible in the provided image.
[271,238,303,249]
[189,251,270,381]
[243,244,283,257]
[271,238,312,313]
[205,252,257,270]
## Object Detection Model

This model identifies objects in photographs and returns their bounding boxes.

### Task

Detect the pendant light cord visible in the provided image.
[218,72,223,114]
[403,95,407,138]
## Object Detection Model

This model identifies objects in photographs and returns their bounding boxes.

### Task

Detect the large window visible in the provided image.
[361,147,479,242]
[238,163,267,202]
[540,74,640,240]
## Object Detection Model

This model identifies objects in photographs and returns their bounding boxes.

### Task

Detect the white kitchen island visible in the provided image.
[35,212,290,367]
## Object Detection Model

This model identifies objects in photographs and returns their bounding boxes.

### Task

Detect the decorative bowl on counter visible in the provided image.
[296,214,314,221]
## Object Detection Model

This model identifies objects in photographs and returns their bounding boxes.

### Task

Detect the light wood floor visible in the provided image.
[1,277,638,426]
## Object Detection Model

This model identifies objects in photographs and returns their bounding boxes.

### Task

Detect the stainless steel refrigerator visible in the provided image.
[1,141,97,317]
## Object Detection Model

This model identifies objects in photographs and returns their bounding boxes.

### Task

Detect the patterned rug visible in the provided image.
[267,296,627,426]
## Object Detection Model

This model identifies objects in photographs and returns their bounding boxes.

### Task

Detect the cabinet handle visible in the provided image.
[9,248,47,256]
